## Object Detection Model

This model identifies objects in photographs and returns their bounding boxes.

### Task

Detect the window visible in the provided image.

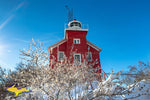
[70,22,81,28]
[74,22,78,26]
[58,52,64,61]
[74,39,80,44]
[87,52,92,61]
[70,23,74,27]
[74,54,81,65]
[78,23,81,28]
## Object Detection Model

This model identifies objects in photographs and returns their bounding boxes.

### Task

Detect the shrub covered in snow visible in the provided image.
[1,40,150,100]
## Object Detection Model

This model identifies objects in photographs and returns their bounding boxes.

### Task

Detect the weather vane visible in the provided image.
[65,5,73,23]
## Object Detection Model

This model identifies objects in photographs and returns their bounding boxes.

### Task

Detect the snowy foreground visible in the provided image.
[86,72,150,100]
[4,72,150,100]
[2,40,150,100]
[123,79,150,100]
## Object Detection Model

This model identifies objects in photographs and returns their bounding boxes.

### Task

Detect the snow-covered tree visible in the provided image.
[2,39,150,100]
[128,61,150,82]
[4,39,98,99]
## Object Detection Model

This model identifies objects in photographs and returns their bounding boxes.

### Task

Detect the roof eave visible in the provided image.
[48,39,67,50]
[87,40,102,52]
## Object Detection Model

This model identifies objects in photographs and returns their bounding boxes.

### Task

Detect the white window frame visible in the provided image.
[74,54,81,65]
[73,39,80,44]
[87,52,92,62]
[58,51,64,61]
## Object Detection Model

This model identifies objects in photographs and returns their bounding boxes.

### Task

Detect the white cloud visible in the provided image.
[13,38,30,43]
[0,1,25,30]
[0,15,15,30]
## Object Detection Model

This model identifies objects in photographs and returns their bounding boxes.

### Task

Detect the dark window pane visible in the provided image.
[87,52,92,61]
[74,54,81,65]
[59,52,64,61]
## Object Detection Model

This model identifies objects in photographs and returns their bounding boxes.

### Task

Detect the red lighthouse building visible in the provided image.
[48,19,102,69]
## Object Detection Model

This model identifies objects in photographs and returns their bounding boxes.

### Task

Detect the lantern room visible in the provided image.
[68,19,82,29]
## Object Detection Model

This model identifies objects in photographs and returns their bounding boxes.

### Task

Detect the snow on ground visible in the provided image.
[123,79,150,100]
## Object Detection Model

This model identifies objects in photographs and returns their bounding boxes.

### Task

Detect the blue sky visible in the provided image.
[0,0,150,72]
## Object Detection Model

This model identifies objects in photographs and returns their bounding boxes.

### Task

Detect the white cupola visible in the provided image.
[65,19,88,31]
[68,19,82,29]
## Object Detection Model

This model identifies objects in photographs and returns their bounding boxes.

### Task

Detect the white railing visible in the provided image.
[64,23,88,29]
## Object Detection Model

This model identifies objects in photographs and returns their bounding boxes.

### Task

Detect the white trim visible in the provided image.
[74,53,81,65]
[65,28,88,31]
[58,51,64,61]
[87,40,102,52]
[48,39,67,50]
[73,38,80,44]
